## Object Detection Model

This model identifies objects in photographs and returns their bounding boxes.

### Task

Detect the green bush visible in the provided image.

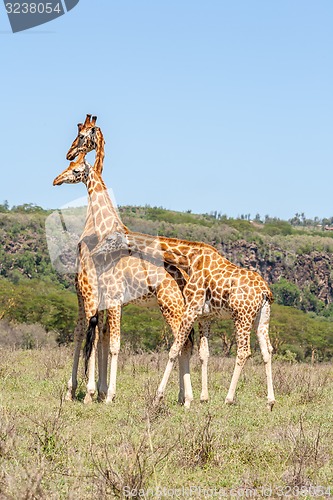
[271,279,301,307]
[263,220,293,236]
[0,277,77,345]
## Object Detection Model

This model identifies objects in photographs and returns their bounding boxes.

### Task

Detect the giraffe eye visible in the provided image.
[73,168,80,174]
[79,134,84,140]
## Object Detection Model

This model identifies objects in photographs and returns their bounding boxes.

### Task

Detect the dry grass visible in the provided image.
[0,348,332,498]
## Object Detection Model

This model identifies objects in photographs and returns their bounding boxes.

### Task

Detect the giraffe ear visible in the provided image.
[77,123,83,131]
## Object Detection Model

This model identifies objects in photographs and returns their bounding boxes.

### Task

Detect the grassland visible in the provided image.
[0,347,332,499]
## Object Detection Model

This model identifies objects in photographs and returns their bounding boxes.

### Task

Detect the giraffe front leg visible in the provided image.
[225,361,245,405]
[66,335,81,401]
[155,279,188,406]
[154,342,179,406]
[198,320,210,403]
[155,309,197,408]
[105,306,121,404]
[106,344,119,403]
[66,295,86,401]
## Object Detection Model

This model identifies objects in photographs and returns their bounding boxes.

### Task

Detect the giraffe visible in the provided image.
[68,115,275,410]
[93,230,275,409]
[54,119,195,406]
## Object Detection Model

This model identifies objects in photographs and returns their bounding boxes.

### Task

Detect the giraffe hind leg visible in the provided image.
[225,320,252,405]
[178,329,194,407]
[254,300,275,410]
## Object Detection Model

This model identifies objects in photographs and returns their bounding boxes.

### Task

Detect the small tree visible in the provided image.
[271,279,300,307]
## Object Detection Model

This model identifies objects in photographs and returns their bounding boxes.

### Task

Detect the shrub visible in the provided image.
[271,279,301,307]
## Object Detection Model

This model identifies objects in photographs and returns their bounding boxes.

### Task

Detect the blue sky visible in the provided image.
[1,0,332,220]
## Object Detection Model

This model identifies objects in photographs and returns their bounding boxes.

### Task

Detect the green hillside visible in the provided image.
[1,202,333,360]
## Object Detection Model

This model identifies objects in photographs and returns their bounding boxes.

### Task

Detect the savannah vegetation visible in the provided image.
[0,348,332,498]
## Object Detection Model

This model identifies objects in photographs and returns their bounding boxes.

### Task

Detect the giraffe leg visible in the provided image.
[178,332,194,407]
[155,344,179,405]
[66,292,86,401]
[225,321,252,405]
[181,335,194,408]
[66,329,82,401]
[198,320,210,403]
[156,343,193,408]
[254,300,275,410]
[178,349,185,405]
[96,314,103,394]
[155,280,194,406]
[97,312,109,401]
[84,328,98,404]
[105,306,121,404]
[75,263,100,404]
[155,307,197,408]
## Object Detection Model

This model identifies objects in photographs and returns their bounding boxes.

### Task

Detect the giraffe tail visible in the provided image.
[264,288,274,305]
[184,327,195,355]
[188,327,195,347]
[84,314,98,375]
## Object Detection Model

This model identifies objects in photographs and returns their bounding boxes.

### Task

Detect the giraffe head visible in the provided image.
[66,114,98,161]
[53,152,91,186]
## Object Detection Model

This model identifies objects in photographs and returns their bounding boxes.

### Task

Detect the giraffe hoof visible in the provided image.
[225,398,235,406]
[200,392,209,403]
[97,392,107,402]
[84,393,94,404]
[184,399,192,410]
[65,391,74,402]
[153,392,164,407]
[267,400,275,411]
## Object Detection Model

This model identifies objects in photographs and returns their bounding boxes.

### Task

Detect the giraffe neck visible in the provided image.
[85,163,128,242]
[78,127,128,245]
[124,231,218,273]
[93,128,105,175]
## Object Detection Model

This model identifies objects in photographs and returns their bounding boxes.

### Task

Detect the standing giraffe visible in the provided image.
[66,115,212,403]
[68,116,275,409]
[93,230,275,409]
[54,120,195,406]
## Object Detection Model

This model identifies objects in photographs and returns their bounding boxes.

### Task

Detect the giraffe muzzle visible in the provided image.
[53,176,64,186]
[66,150,77,161]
